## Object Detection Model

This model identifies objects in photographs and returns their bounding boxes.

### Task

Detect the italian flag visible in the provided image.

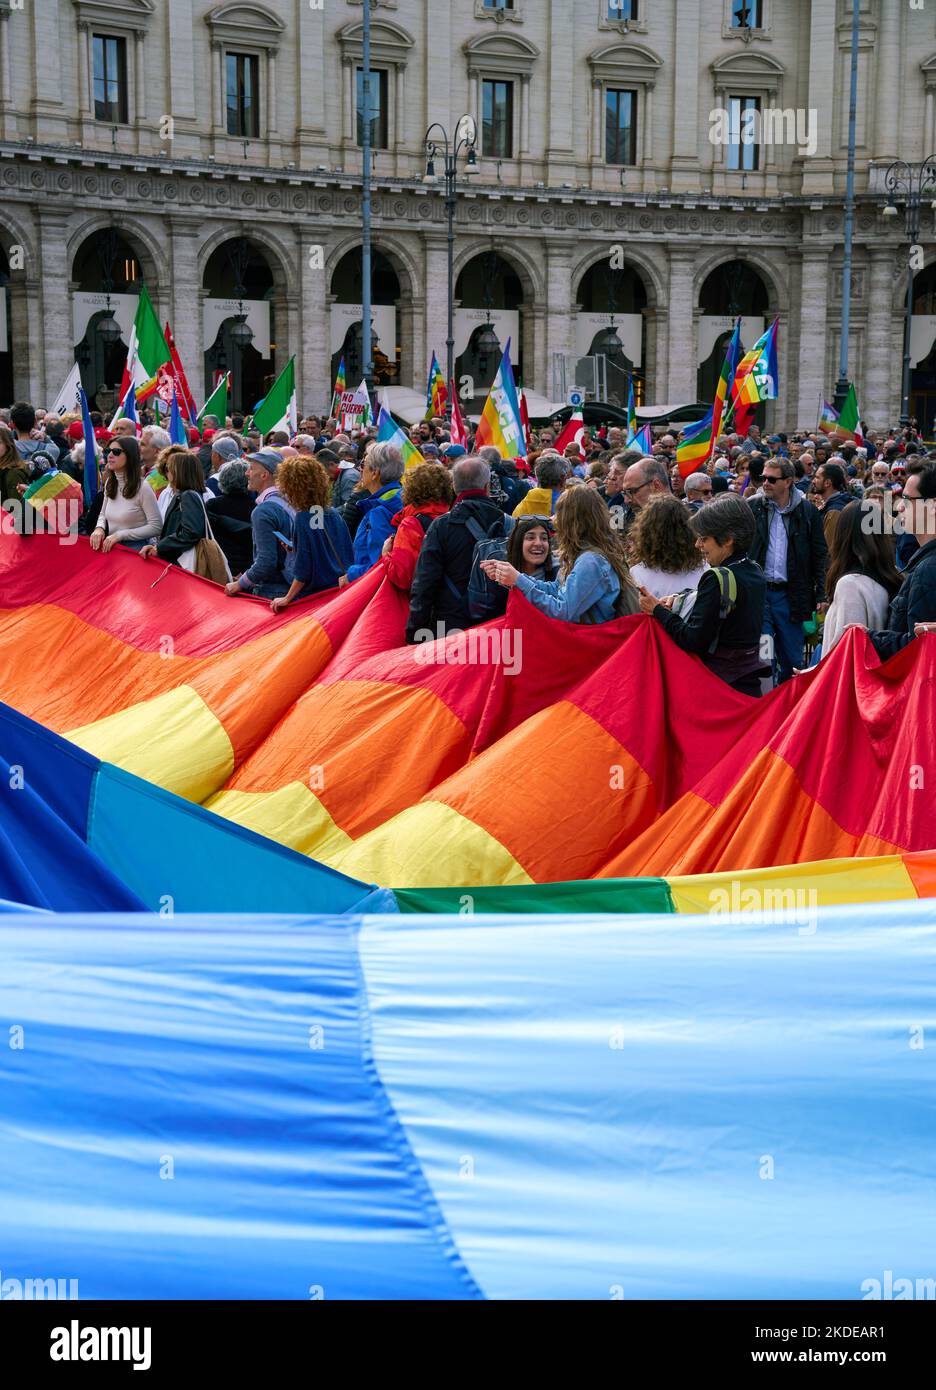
[836,384,865,447]
[198,372,230,427]
[252,356,298,436]
[119,285,171,403]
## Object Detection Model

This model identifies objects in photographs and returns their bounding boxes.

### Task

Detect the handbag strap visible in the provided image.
[193,490,217,545]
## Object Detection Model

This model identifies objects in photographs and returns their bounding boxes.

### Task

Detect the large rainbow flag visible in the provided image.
[1,529,936,912]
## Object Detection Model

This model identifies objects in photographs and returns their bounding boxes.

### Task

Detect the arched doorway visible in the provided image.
[575,260,648,408]
[910,263,936,435]
[203,237,276,414]
[454,250,524,401]
[329,246,401,390]
[697,260,769,410]
[72,229,145,413]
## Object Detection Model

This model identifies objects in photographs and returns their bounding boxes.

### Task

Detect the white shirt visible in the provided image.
[822,573,891,655]
[97,479,162,541]
[629,561,706,600]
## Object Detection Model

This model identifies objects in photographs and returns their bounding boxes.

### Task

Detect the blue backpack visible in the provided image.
[467,515,512,622]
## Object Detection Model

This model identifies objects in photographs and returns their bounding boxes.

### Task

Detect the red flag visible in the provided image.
[164,322,199,426]
[552,411,586,458]
[519,387,532,455]
[733,400,755,440]
[449,380,468,448]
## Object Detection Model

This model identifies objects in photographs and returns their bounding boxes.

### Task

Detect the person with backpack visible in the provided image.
[639,494,767,696]
[482,486,639,625]
[477,444,527,515]
[406,456,508,642]
[382,462,454,593]
[469,516,557,623]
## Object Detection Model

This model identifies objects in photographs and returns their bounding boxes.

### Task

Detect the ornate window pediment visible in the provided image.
[711,50,784,97]
[205,3,285,53]
[464,32,540,79]
[337,19,414,68]
[72,0,154,32]
[587,41,662,89]
[922,55,936,90]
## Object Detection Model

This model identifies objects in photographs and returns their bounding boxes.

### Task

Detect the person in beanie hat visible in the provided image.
[206,435,242,495]
[224,448,295,598]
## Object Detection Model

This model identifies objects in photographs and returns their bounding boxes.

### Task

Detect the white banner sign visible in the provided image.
[329,303,397,358]
[697,316,765,366]
[453,309,519,366]
[203,298,271,357]
[575,313,643,367]
[910,316,936,369]
[72,292,138,347]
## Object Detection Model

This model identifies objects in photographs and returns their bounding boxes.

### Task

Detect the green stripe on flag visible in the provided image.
[392,878,675,915]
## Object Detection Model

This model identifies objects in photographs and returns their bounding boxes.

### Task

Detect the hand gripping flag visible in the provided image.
[475,337,526,459]
[376,404,425,474]
[677,319,743,478]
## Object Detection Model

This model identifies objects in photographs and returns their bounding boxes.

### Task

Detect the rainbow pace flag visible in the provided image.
[21,469,83,524]
[376,404,425,473]
[836,384,865,447]
[818,399,840,434]
[145,470,168,499]
[118,285,171,405]
[730,318,780,417]
[424,352,447,419]
[330,356,346,418]
[677,319,743,478]
[475,337,526,459]
[626,376,638,444]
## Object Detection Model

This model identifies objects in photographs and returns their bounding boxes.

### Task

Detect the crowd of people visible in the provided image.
[3,395,936,697]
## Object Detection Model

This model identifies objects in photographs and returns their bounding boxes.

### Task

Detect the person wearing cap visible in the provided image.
[205,435,242,495]
[441,443,467,463]
[224,448,295,598]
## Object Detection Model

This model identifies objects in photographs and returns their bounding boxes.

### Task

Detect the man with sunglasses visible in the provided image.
[747,458,827,683]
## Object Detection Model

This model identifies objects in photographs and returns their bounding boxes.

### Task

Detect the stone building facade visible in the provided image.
[1,0,935,426]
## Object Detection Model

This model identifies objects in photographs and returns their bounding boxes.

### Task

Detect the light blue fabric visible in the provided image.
[359,901,936,1299]
[515,549,620,623]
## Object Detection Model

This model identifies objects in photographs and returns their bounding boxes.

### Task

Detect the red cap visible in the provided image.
[94,427,112,444]
[67,421,84,442]
[188,427,201,445]
[202,428,216,442]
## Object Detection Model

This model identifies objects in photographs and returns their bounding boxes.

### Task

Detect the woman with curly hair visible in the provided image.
[382,461,455,592]
[270,453,353,612]
[482,484,639,624]
[628,494,705,599]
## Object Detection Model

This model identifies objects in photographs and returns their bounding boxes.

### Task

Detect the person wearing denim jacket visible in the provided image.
[224,448,296,599]
[482,486,639,624]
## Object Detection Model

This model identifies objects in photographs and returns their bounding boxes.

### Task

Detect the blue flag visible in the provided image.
[78,386,98,508]
[169,388,187,446]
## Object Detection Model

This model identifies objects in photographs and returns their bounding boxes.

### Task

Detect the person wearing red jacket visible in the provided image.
[382,462,455,592]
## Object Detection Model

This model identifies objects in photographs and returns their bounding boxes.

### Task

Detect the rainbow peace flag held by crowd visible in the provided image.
[3,529,936,1301]
[376,403,425,471]
[677,319,743,477]
[20,469,82,519]
[474,337,526,459]
[330,355,346,417]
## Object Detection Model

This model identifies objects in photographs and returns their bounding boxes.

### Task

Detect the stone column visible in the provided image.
[793,247,831,430]
[873,1,902,165]
[666,247,697,404]
[10,279,43,402]
[297,227,330,415]
[544,242,574,386]
[296,0,327,163]
[864,247,899,426]
[38,210,73,404]
[423,233,449,395]
[545,1,575,183]
[670,0,700,191]
[167,217,202,399]
[801,0,835,194]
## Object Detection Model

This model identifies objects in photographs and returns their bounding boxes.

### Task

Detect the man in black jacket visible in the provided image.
[747,458,827,682]
[406,456,506,642]
[869,465,936,660]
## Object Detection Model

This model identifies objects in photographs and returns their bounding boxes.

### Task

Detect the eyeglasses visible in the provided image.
[763,476,785,485]
[622,482,650,497]
[105,448,124,457]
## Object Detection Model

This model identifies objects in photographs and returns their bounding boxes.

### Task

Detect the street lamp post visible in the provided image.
[883,157,936,422]
[423,118,478,421]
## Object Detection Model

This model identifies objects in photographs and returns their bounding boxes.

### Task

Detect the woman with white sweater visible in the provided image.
[821,500,902,655]
[90,436,161,552]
